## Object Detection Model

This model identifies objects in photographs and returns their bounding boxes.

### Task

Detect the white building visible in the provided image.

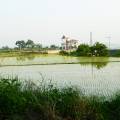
[61,35,79,50]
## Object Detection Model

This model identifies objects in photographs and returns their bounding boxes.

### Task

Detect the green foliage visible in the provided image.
[115,50,120,56]
[15,40,26,50]
[15,40,45,52]
[76,44,91,56]
[91,42,109,56]
[110,49,120,57]
[76,42,108,57]
[1,46,10,50]
[26,39,35,48]
[34,44,42,51]
[0,78,120,120]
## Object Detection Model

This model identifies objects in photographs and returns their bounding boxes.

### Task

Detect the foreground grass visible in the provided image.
[0,78,120,120]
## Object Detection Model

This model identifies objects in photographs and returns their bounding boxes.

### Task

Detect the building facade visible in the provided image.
[61,35,79,50]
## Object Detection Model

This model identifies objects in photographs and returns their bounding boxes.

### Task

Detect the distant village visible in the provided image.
[0,35,119,56]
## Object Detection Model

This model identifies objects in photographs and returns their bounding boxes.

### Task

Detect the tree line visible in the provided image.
[0,40,120,56]
[15,39,42,50]
[76,42,109,56]
[60,42,109,56]
[0,40,60,51]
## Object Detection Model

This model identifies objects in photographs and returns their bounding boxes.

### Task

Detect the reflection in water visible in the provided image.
[0,57,120,96]
[77,57,109,69]
[79,62,108,69]
[16,54,36,61]
[0,55,115,67]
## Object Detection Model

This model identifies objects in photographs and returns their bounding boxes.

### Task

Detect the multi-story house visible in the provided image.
[61,35,79,50]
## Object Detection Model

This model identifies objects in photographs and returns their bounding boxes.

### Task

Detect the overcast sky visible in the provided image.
[0,0,120,48]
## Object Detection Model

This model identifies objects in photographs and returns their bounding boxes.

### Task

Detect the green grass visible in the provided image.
[0,50,48,57]
[0,78,120,120]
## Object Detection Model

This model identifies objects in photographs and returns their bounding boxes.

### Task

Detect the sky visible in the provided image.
[0,0,120,48]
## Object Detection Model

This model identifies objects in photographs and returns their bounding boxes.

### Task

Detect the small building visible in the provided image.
[61,35,79,50]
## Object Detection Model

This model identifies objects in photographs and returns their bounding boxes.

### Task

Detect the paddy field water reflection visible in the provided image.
[0,54,120,96]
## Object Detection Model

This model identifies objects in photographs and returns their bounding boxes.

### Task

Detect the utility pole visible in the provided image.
[105,35,111,50]
[90,32,93,46]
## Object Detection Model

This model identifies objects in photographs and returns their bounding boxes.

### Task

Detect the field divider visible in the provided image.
[0,61,120,67]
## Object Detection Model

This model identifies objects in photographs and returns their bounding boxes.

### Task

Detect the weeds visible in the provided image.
[0,78,119,120]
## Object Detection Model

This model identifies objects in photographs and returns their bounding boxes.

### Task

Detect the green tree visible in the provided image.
[2,46,10,50]
[50,44,59,50]
[35,44,42,51]
[26,39,34,49]
[15,40,26,50]
[91,42,108,56]
[76,44,90,56]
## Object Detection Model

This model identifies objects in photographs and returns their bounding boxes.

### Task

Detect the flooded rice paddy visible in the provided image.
[0,54,120,96]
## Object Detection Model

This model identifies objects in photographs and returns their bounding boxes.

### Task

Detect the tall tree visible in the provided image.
[26,39,34,48]
[91,42,108,56]
[15,40,26,50]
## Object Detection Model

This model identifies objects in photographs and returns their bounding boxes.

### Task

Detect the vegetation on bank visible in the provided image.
[0,78,120,120]
[60,42,109,57]
[0,40,120,57]
[109,49,120,57]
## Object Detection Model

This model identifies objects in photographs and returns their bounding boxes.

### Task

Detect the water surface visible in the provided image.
[0,55,120,96]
